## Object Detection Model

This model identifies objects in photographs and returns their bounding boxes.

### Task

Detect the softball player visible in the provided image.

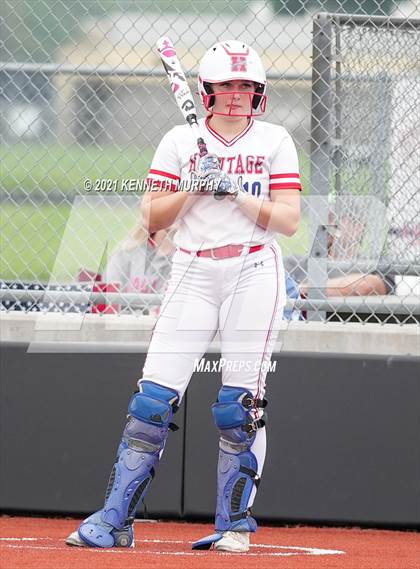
[66,40,301,553]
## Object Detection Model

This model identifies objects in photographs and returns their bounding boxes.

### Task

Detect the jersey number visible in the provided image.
[243,181,261,197]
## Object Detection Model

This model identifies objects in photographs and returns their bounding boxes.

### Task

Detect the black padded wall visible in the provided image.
[1,343,419,527]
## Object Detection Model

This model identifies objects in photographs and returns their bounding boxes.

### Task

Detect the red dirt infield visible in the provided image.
[0,516,418,569]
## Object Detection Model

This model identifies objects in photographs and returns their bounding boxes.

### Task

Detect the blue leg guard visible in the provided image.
[192,386,266,550]
[78,381,179,548]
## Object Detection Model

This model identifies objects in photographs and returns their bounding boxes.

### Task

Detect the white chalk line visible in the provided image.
[0,544,345,557]
[0,537,345,557]
[0,537,53,541]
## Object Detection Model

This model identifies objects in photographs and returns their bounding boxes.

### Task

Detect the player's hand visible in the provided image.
[212,173,243,201]
[189,170,216,194]
[197,153,221,179]
[188,153,222,194]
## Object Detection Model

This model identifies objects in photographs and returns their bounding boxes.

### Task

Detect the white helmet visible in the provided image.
[198,40,267,116]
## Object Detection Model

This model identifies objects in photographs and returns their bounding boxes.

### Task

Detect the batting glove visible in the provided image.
[188,153,222,194]
[212,173,245,201]
[197,153,221,178]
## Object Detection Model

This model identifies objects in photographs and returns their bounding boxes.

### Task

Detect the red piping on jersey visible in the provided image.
[149,169,180,181]
[269,182,302,190]
[205,117,254,147]
[270,173,300,179]
[255,244,281,418]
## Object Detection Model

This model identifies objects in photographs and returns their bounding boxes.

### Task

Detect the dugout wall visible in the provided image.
[1,342,419,528]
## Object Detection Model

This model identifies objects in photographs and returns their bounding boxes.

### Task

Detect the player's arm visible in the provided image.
[232,189,300,236]
[300,273,389,297]
[245,128,301,235]
[141,128,199,233]
[142,190,198,233]
[217,128,301,235]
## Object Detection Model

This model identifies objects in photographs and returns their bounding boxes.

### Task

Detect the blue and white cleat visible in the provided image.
[66,512,134,548]
[214,531,250,553]
[66,530,87,547]
[66,528,134,548]
[191,532,223,550]
[192,531,250,552]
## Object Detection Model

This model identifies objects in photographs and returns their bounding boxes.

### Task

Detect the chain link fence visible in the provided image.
[306,12,420,323]
[1,1,419,324]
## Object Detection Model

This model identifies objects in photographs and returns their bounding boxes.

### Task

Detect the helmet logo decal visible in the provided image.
[231,56,247,73]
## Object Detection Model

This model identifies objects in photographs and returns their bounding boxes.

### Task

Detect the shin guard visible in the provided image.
[78,381,179,548]
[192,386,266,550]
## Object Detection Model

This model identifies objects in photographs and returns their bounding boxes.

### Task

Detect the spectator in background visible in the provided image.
[285,256,394,297]
[105,225,175,294]
[284,210,395,298]
[103,225,176,314]
[283,272,304,320]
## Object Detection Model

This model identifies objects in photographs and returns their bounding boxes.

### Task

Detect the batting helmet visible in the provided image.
[198,40,267,116]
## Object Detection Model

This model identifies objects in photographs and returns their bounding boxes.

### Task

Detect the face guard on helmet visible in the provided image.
[198,40,267,117]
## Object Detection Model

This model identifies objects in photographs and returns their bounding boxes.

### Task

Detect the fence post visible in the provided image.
[308,12,333,320]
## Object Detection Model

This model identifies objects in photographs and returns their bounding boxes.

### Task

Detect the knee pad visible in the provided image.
[122,380,179,454]
[211,386,266,533]
[212,386,266,452]
[99,381,179,531]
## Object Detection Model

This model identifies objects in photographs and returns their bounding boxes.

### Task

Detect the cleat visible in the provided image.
[78,522,116,548]
[192,532,223,550]
[65,527,135,548]
[214,531,250,553]
[66,530,87,547]
[65,520,135,549]
[78,519,134,548]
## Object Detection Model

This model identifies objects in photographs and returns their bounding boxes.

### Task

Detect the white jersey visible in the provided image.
[147,117,301,250]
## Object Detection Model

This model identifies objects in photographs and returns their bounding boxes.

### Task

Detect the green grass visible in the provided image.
[298,152,310,196]
[1,143,310,197]
[0,143,311,282]
[0,143,153,195]
[278,218,310,258]
[1,200,310,283]
[1,201,138,282]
